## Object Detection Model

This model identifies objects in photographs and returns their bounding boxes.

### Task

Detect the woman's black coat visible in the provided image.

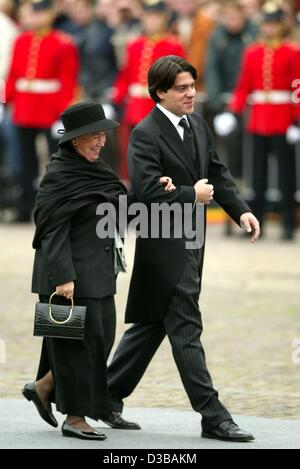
[31,145,127,298]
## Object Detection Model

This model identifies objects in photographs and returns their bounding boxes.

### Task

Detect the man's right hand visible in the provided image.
[194,179,214,204]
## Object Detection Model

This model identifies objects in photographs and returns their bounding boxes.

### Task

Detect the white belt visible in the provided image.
[249,90,292,104]
[16,78,61,93]
[128,84,149,98]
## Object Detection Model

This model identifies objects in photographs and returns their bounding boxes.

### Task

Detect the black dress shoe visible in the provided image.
[62,421,107,440]
[22,382,58,428]
[202,420,255,442]
[99,411,141,430]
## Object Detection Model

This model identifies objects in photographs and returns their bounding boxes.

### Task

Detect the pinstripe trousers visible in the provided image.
[107,248,232,429]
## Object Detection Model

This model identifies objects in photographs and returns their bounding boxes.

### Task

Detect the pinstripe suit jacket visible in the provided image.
[125,106,250,324]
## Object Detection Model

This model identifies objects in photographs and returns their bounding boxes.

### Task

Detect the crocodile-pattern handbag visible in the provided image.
[34,292,86,340]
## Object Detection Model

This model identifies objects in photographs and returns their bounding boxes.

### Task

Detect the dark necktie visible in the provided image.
[179,118,196,164]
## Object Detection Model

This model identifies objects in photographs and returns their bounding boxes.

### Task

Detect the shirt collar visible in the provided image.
[156,103,188,129]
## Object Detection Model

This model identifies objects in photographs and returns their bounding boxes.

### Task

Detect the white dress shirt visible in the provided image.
[156,104,197,205]
[156,103,189,141]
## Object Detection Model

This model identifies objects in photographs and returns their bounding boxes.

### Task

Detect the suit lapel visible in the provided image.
[152,107,196,180]
[188,114,205,178]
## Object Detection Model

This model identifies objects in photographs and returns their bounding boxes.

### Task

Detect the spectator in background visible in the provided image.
[280,0,297,33]
[53,0,81,33]
[204,0,257,235]
[5,0,79,222]
[229,1,300,240]
[205,0,257,115]
[64,0,118,103]
[0,0,18,81]
[0,0,19,175]
[169,0,199,48]
[239,0,262,25]
[0,0,20,217]
[111,0,185,182]
[188,0,219,92]
[103,0,143,68]
[16,0,34,30]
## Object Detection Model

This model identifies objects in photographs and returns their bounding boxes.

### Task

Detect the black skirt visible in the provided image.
[36,295,116,420]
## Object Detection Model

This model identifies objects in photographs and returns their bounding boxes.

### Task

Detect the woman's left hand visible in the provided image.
[56,281,75,299]
[159,176,176,192]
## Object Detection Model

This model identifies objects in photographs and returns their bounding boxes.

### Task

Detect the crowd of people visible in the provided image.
[0,0,299,238]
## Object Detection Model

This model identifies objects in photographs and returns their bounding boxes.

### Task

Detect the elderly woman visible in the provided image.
[22,102,174,440]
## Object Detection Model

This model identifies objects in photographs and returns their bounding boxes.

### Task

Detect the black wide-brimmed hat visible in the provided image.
[58,102,119,145]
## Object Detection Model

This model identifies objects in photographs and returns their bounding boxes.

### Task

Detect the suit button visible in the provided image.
[105,246,111,253]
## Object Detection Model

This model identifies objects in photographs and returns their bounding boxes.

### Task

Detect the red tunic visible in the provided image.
[5,29,79,128]
[229,42,300,135]
[112,34,186,126]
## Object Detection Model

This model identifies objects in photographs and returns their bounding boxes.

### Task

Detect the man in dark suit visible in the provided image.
[104,55,260,441]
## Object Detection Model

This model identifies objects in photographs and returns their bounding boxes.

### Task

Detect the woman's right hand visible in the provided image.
[159,176,176,192]
[56,281,74,299]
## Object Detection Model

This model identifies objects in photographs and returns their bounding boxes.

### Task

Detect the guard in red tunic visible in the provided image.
[111,0,185,181]
[229,1,300,239]
[5,0,79,221]
[112,0,186,127]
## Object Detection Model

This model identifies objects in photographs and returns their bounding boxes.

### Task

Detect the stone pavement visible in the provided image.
[1,399,300,449]
[1,221,300,441]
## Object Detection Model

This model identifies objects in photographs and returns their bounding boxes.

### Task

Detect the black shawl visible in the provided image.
[32,146,127,249]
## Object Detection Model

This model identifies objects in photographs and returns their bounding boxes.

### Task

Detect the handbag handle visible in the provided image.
[48,292,74,324]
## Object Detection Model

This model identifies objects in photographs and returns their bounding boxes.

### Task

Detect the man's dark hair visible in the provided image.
[148,55,197,103]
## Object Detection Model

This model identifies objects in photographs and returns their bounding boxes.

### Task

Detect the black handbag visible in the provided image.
[34,292,86,340]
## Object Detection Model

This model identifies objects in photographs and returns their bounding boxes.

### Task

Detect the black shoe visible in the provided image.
[62,421,107,440]
[99,411,141,430]
[22,382,58,428]
[202,420,255,442]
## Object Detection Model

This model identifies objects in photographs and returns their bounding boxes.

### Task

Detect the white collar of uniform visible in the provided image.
[156,103,189,129]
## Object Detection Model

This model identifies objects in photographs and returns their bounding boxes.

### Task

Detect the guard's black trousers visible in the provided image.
[250,134,296,233]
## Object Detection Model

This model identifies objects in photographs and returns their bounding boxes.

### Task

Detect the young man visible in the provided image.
[103,55,259,442]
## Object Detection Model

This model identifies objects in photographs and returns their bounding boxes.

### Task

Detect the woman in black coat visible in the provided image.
[22,102,173,440]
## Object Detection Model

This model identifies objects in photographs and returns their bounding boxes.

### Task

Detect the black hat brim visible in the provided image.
[58,118,119,144]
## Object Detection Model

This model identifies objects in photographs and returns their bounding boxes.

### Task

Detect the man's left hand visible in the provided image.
[240,212,260,243]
